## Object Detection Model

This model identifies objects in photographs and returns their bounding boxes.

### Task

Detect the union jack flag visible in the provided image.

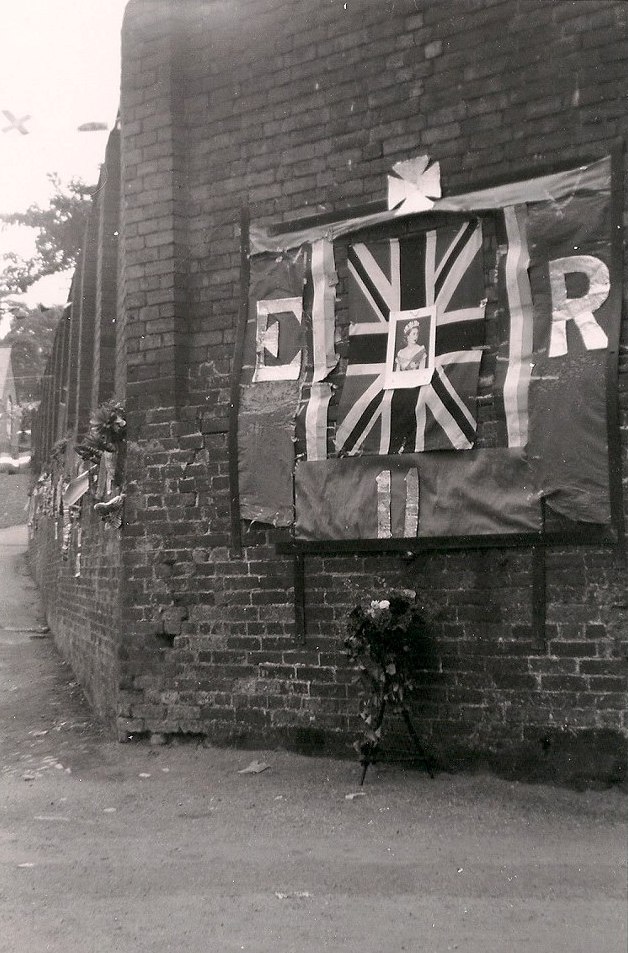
[334,220,486,455]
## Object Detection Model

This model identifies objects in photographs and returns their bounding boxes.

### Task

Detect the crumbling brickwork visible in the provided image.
[30,506,121,723]
[30,132,123,723]
[32,0,628,785]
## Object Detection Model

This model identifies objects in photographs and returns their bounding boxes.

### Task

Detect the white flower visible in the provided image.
[378,600,390,610]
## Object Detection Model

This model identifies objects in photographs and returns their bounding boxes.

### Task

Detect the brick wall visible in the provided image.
[30,505,122,723]
[30,128,123,723]
[93,129,120,409]
[32,0,628,785]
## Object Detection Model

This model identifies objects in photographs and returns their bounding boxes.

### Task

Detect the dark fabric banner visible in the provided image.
[237,247,308,526]
[294,450,541,541]
[526,187,613,523]
[238,382,298,526]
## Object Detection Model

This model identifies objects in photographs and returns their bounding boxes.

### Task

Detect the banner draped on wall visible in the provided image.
[525,190,614,523]
[236,155,621,542]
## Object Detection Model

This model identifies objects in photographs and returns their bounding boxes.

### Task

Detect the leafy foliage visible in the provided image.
[0,175,92,292]
[1,304,63,402]
[0,175,90,404]
[0,254,38,297]
[344,591,430,756]
[74,433,105,465]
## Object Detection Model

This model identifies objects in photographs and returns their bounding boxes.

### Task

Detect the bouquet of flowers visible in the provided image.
[344,590,430,757]
[88,400,127,451]
[74,401,126,465]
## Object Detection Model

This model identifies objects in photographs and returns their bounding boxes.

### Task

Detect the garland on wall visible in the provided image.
[29,400,128,556]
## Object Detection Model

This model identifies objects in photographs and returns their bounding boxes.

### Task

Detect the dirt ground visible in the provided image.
[1,524,627,953]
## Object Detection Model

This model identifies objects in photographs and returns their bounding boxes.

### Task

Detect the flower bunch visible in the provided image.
[344,591,430,755]
[345,591,429,702]
[74,433,105,464]
[88,400,126,450]
[74,401,126,465]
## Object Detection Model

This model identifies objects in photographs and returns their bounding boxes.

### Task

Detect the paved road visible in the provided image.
[1,526,626,953]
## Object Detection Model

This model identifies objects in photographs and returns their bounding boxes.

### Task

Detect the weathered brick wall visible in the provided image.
[30,127,123,723]
[112,0,628,785]
[93,129,120,409]
[30,504,122,723]
[30,0,628,785]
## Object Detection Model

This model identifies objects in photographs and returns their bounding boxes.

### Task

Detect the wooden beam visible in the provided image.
[606,140,626,559]
[293,554,306,644]
[228,206,250,557]
[531,545,547,652]
[275,528,613,557]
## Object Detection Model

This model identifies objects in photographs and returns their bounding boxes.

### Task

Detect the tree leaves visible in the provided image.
[0,176,90,404]
[0,174,91,291]
[1,304,63,402]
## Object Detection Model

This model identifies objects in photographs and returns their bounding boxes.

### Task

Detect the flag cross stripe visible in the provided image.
[336,221,485,455]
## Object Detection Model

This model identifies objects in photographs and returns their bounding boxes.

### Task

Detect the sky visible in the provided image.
[0,0,129,331]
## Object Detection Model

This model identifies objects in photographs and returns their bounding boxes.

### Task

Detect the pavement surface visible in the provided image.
[0,473,30,529]
[1,524,627,953]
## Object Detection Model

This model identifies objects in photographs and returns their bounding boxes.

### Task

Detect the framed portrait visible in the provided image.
[383,307,436,390]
